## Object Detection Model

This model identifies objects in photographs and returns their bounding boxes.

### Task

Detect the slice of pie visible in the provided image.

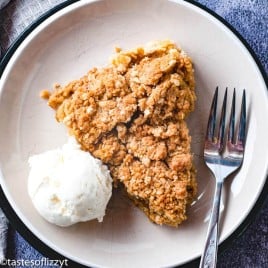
[42,40,197,227]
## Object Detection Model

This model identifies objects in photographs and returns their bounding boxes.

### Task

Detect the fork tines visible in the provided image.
[206,87,246,150]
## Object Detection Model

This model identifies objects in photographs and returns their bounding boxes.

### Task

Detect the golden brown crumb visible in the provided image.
[115,46,122,53]
[44,40,197,227]
[40,89,51,99]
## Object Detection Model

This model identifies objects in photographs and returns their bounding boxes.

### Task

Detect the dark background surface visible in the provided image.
[0,0,267,267]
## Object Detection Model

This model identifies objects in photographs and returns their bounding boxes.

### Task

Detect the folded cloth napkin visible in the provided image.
[0,1,10,263]
[0,0,10,251]
[0,0,10,9]
[0,0,10,57]
[0,208,8,264]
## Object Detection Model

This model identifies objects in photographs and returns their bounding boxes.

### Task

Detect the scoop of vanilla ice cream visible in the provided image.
[28,138,112,227]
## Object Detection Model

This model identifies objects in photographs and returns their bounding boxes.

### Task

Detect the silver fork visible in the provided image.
[199,87,246,268]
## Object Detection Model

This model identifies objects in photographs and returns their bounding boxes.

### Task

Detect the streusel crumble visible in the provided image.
[42,40,197,227]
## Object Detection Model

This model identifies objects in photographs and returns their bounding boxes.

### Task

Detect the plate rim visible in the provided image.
[0,0,267,267]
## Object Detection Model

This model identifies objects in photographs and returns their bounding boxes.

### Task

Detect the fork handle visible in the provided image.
[199,181,223,268]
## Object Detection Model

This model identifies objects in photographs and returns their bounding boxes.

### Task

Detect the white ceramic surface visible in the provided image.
[0,0,267,267]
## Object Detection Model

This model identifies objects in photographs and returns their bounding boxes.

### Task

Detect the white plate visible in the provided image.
[0,0,268,267]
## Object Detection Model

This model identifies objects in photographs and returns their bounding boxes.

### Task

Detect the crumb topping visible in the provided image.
[43,40,197,227]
